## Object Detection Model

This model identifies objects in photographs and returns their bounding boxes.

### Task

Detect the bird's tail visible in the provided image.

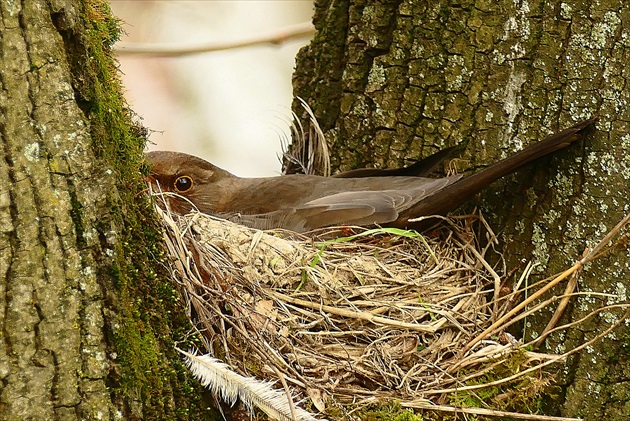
[398,116,598,225]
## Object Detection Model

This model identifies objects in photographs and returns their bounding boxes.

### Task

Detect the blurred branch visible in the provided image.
[115,21,315,57]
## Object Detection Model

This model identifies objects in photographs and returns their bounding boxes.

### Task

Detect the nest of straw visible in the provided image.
[157,204,629,420]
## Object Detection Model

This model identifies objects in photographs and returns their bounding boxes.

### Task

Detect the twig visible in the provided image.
[436,307,629,393]
[265,290,444,333]
[115,22,314,57]
[401,401,582,420]
[463,211,630,354]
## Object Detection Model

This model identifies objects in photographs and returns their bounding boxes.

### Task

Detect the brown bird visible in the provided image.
[147,117,596,232]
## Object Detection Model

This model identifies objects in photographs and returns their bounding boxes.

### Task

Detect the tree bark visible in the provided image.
[0,1,216,419]
[293,0,630,418]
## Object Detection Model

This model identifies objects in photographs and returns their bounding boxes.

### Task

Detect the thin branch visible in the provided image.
[115,22,315,57]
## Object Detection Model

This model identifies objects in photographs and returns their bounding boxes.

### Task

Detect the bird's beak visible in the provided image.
[146,174,161,194]
[146,172,158,185]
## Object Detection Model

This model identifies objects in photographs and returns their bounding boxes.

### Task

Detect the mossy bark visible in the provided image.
[0,1,217,419]
[293,0,630,418]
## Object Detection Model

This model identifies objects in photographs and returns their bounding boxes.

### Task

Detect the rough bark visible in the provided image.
[0,1,216,419]
[293,0,630,419]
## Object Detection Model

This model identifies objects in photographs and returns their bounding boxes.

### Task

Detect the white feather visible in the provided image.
[178,348,326,421]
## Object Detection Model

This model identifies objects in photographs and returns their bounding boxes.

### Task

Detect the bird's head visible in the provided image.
[146,150,236,214]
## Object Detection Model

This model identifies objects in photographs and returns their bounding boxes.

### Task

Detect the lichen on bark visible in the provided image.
[0,1,217,419]
[292,0,630,418]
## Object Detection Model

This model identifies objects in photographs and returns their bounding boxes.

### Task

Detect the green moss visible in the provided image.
[67,186,87,249]
[357,402,424,421]
[52,0,218,418]
[448,350,553,418]
[621,330,630,357]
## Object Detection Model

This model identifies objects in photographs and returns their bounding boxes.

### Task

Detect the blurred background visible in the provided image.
[110,1,314,176]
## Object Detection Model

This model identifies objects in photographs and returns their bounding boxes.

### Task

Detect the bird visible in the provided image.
[147,117,597,232]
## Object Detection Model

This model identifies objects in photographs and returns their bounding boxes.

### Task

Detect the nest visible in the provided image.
[158,204,630,421]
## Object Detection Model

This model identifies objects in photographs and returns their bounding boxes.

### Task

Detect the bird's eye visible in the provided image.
[174,176,193,192]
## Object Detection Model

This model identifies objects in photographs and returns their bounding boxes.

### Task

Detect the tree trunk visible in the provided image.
[293,0,629,418]
[0,1,217,419]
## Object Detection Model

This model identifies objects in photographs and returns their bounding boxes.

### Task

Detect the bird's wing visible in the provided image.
[334,144,464,178]
[227,176,460,232]
[295,190,412,226]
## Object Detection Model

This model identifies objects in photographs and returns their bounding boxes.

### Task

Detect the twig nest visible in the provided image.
[158,207,629,419]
